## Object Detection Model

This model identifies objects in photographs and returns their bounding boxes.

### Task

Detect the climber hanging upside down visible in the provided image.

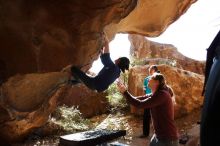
[63,35,130,92]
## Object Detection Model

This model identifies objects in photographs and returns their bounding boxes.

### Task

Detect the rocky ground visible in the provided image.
[12,107,201,146]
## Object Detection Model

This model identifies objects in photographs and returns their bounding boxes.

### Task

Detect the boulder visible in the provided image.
[129,34,205,74]
[105,0,197,38]
[128,65,204,118]
[60,84,109,118]
[0,0,196,79]
[0,72,69,142]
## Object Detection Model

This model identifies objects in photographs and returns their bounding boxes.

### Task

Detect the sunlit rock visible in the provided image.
[105,0,197,38]
[129,34,205,74]
[128,65,204,118]
[0,72,69,142]
[0,0,196,79]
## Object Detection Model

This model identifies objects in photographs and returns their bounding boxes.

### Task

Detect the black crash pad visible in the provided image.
[59,129,126,146]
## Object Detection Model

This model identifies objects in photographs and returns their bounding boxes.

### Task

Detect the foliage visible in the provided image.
[106,82,128,109]
[50,105,92,132]
[120,71,129,85]
[131,56,177,67]
[157,58,177,67]
[130,57,146,66]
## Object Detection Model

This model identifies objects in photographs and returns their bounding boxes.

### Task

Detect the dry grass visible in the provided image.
[50,105,92,132]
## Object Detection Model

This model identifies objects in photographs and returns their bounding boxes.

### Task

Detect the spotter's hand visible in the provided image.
[116,80,127,93]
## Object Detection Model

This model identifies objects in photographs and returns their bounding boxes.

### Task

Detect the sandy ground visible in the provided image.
[14,108,201,146]
[110,109,200,146]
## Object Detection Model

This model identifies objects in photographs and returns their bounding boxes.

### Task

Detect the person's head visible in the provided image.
[116,57,130,73]
[148,65,160,75]
[148,73,165,92]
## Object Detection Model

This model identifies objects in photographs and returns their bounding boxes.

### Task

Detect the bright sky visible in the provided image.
[90,34,130,73]
[90,0,220,73]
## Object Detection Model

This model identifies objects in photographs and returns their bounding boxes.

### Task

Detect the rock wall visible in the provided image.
[60,84,109,118]
[0,72,109,143]
[0,0,137,79]
[129,34,205,74]
[128,65,204,118]
[105,0,197,38]
[0,72,69,142]
[0,0,196,79]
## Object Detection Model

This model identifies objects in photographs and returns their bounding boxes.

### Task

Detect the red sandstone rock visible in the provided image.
[0,0,196,79]
[0,0,137,79]
[128,65,204,118]
[0,72,69,142]
[60,84,109,118]
[129,34,205,74]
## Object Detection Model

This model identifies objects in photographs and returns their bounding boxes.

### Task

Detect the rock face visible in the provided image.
[0,72,109,143]
[0,0,196,79]
[129,34,205,74]
[128,34,205,118]
[60,84,109,118]
[0,72,69,142]
[105,0,197,38]
[0,0,197,142]
[0,0,137,79]
[128,65,204,118]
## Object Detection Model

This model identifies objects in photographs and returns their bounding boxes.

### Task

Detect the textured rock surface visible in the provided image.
[129,34,205,74]
[128,65,204,118]
[0,0,196,79]
[60,84,109,118]
[105,0,196,38]
[0,72,69,142]
[0,0,137,79]
[0,72,110,142]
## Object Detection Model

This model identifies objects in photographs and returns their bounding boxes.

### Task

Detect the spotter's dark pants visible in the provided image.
[143,108,151,136]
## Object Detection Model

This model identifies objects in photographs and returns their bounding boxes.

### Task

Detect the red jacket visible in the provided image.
[123,89,179,140]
